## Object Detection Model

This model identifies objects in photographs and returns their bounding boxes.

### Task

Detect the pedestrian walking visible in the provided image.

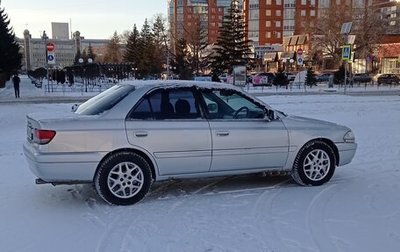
[12,74,21,98]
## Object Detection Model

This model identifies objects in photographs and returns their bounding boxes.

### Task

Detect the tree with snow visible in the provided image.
[0,1,22,88]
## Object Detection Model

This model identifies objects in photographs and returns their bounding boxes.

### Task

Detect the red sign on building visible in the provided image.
[46,43,55,52]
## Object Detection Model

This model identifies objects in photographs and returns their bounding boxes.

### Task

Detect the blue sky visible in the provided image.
[2,0,168,39]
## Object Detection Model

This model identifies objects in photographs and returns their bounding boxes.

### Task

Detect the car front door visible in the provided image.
[125,87,211,176]
[199,88,289,172]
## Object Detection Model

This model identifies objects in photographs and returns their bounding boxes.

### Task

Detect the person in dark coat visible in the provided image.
[12,74,21,98]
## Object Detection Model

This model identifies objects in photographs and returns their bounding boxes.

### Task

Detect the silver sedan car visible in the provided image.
[23,81,357,205]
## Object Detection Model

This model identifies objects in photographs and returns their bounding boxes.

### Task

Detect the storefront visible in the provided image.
[377,39,400,74]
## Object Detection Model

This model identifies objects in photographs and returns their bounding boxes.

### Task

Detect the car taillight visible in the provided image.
[34,129,56,145]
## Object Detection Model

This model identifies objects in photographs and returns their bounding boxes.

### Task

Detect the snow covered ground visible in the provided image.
[1,78,400,251]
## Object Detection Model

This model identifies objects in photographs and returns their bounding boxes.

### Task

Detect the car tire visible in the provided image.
[94,151,152,205]
[291,141,336,186]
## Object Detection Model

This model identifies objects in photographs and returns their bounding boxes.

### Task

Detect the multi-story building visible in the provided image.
[243,0,318,46]
[373,0,400,74]
[168,0,238,45]
[17,26,109,72]
[18,29,75,71]
[374,0,400,35]
[51,22,70,40]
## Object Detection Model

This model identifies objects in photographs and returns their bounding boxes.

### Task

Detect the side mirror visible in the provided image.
[265,109,275,121]
[71,103,80,112]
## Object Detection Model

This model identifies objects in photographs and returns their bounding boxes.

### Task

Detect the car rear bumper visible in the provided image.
[336,143,357,166]
[23,143,100,183]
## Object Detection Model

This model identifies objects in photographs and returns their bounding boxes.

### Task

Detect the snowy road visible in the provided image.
[0,94,400,252]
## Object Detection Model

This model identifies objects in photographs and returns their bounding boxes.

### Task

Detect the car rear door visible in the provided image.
[125,87,212,176]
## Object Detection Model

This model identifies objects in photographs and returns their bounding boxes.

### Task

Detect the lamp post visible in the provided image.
[132,67,138,79]
[41,31,49,92]
[289,59,294,72]
[78,58,87,92]
[170,66,176,79]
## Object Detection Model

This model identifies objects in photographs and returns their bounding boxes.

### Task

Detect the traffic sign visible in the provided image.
[342,45,351,61]
[47,52,56,65]
[46,42,55,52]
[297,48,303,56]
[297,56,304,66]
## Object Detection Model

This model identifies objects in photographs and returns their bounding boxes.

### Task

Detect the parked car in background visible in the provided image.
[353,73,372,83]
[218,73,229,83]
[316,73,333,82]
[24,81,357,205]
[252,72,274,86]
[377,74,400,85]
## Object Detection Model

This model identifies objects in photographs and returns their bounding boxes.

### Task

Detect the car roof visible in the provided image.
[116,80,244,92]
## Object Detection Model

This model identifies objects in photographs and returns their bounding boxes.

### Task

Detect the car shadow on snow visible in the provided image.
[146,173,294,200]
[30,170,355,207]
[29,173,294,207]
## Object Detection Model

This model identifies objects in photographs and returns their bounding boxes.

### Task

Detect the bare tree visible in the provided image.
[352,5,386,59]
[119,30,131,44]
[307,4,352,68]
[185,14,209,75]
[103,31,122,63]
[307,3,385,69]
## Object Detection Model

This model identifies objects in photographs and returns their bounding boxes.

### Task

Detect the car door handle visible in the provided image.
[216,131,229,136]
[134,131,148,137]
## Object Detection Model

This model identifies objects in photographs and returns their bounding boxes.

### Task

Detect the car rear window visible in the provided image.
[75,85,136,115]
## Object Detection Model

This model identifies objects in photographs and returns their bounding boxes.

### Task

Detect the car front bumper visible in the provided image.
[336,142,357,166]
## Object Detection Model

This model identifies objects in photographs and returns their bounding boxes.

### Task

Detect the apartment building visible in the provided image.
[374,0,400,35]
[168,0,238,45]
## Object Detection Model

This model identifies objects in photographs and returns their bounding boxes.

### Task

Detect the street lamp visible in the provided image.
[41,30,50,92]
[289,59,294,72]
[132,67,138,79]
[78,58,86,92]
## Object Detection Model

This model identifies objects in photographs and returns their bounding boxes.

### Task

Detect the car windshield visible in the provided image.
[75,84,136,115]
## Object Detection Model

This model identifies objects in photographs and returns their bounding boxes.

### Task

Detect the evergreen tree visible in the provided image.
[171,38,193,80]
[334,65,346,85]
[210,0,253,75]
[104,31,122,63]
[87,43,96,62]
[123,24,140,66]
[136,19,155,78]
[152,15,168,76]
[74,50,82,65]
[273,69,289,86]
[81,49,88,62]
[305,67,317,87]
[0,2,22,87]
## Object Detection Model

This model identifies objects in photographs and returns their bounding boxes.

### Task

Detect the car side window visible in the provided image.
[130,88,201,120]
[200,89,265,120]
